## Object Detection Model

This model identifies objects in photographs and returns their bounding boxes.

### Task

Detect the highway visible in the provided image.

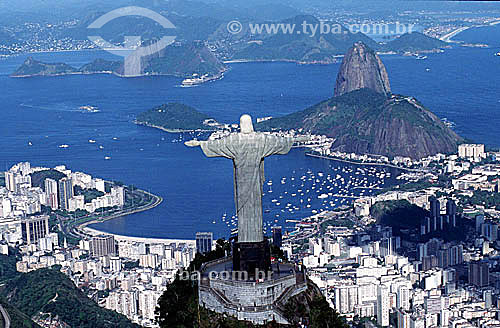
[0,304,10,328]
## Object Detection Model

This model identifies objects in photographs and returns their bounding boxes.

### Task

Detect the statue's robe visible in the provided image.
[200,133,293,243]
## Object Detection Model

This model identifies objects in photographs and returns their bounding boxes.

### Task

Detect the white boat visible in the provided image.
[181,78,203,86]
[88,139,96,143]
[104,156,111,160]
[495,52,500,56]
[59,144,69,148]
[79,105,99,112]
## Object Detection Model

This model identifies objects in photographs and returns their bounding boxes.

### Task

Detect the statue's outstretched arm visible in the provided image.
[185,139,204,147]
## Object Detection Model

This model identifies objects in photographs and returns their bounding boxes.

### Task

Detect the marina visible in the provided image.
[217,159,403,235]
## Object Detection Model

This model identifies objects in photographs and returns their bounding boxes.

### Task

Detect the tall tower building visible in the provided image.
[272,226,283,248]
[429,198,440,219]
[377,284,390,327]
[5,171,16,192]
[469,261,489,287]
[475,215,485,233]
[45,178,59,210]
[58,177,73,211]
[196,232,213,254]
[446,200,457,227]
[397,286,410,311]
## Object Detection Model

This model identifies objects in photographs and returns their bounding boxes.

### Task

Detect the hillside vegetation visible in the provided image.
[0,266,138,328]
[257,88,462,159]
[136,103,214,131]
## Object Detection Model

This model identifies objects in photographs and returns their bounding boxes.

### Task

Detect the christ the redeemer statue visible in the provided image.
[185,114,304,244]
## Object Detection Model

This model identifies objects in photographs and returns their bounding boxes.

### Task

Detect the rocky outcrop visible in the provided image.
[334,42,391,97]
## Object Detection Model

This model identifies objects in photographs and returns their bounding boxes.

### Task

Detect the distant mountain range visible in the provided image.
[4,8,451,65]
[227,16,448,64]
[230,15,379,63]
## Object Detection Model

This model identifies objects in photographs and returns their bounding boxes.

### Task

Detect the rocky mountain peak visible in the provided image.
[334,42,391,97]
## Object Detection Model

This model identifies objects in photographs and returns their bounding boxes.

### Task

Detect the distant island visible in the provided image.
[11,42,227,83]
[135,103,220,132]
[381,32,449,54]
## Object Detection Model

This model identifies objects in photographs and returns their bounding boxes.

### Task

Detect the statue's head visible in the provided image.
[240,114,254,134]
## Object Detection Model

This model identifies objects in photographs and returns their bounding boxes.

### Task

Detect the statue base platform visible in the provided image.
[232,240,271,277]
[199,259,307,325]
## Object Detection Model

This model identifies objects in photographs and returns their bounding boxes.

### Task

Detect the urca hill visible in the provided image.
[258,42,463,159]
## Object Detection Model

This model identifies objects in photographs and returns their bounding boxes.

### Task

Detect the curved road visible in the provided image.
[0,304,10,328]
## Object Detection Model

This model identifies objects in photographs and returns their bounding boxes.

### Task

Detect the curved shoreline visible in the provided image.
[82,226,195,245]
[441,21,500,42]
[440,26,472,42]
[72,188,165,239]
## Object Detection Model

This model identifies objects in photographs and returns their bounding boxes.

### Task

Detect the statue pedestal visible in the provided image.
[232,240,271,278]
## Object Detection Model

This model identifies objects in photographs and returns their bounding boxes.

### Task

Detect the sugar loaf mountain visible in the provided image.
[258,42,463,159]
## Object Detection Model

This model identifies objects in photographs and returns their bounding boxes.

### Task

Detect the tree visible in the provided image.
[156,275,198,328]
[309,296,348,328]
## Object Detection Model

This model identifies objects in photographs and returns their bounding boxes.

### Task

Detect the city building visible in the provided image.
[195,232,213,254]
[90,235,116,257]
[469,261,489,287]
[272,226,282,248]
[458,144,485,160]
[21,215,49,244]
[58,177,73,211]
[377,284,390,327]
[5,171,16,192]
[45,178,58,210]
[430,198,440,219]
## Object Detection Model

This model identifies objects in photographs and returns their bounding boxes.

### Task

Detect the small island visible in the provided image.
[135,103,222,132]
